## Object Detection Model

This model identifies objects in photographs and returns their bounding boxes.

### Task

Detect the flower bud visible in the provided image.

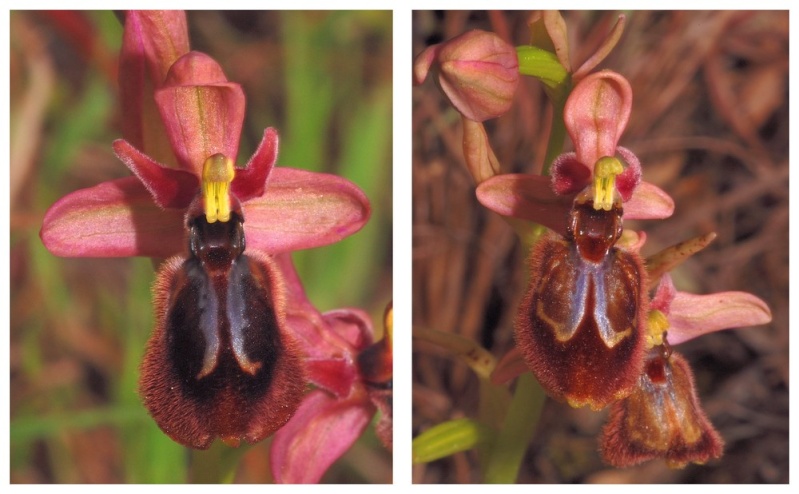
[414,30,519,122]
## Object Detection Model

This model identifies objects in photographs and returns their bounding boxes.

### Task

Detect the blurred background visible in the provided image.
[10,11,392,483]
[412,11,787,483]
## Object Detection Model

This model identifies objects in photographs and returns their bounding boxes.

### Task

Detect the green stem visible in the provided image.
[483,373,545,483]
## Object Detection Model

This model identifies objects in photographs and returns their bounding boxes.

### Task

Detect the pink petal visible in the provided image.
[242,167,371,253]
[119,11,189,153]
[270,390,373,484]
[40,177,185,258]
[300,310,373,397]
[650,273,677,314]
[623,181,675,220]
[550,147,642,201]
[550,152,591,196]
[155,52,245,174]
[231,127,278,202]
[112,139,199,209]
[615,146,642,201]
[475,174,574,236]
[564,70,632,169]
[667,291,772,345]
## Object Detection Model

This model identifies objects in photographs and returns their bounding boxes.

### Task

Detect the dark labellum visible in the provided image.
[600,349,724,468]
[515,194,646,410]
[139,210,305,449]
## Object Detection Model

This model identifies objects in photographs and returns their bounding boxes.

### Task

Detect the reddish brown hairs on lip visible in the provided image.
[139,212,305,449]
[600,350,724,468]
[514,198,647,410]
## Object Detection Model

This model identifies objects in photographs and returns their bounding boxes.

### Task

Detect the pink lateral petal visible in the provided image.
[231,127,278,202]
[242,167,370,253]
[112,139,199,209]
[564,70,632,169]
[40,177,185,258]
[650,273,677,314]
[623,181,675,220]
[155,52,245,174]
[475,174,573,236]
[667,291,772,345]
[271,390,373,484]
[615,146,642,201]
[550,152,591,196]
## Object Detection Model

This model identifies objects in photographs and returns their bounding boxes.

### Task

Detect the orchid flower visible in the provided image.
[492,249,772,384]
[269,256,392,483]
[477,70,674,236]
[412,11,776,478]
[41,10,369,260]
[599,273,771,468]
[40,48,369,259]
[493,262,771,468]
[39,10,371,451]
